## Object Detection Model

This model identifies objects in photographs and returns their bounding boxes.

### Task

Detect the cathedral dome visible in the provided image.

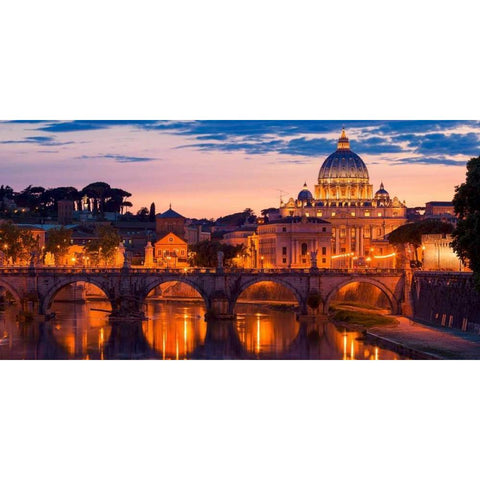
[374,182,389,198]
[297,182,313,202]
[318,128,369,183]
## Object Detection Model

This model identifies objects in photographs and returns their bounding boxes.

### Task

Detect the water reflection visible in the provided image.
[0,300,405,360]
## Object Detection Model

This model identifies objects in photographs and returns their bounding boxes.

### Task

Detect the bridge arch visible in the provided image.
[142,277,210,310]
[324,277,399,314]
[40,277,113,315]
[0,279,23,306]
[230,277,306,314]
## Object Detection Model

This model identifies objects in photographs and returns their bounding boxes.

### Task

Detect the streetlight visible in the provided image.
[260,256,264,270]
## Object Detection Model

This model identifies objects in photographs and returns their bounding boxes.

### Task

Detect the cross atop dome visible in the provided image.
[337,127,350,150]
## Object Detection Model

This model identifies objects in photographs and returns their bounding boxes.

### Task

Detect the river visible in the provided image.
[0,298,406,360]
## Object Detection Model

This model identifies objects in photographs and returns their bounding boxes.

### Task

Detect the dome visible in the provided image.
[297,182,313,201]
[318,128,369,182]
[375,182,389,198]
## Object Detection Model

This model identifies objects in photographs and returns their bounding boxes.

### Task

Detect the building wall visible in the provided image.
[58,200,74,225]
[185,225,211,245]
[251,220,332,269]
[425,202,454,216]
[278,204,404,268]
[156,216,185,239]
[153,233,188,268]
[221,230,255,247]
[421,234,467,271]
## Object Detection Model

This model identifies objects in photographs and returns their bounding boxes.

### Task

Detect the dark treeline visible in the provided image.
[0,182,132,217]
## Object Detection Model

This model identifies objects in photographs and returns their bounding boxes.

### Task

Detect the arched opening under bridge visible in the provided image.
[143,280,208,359]
[0,280,22,307]
[233,280,301,358]
[46,280,113,359]
[325,279,396,315]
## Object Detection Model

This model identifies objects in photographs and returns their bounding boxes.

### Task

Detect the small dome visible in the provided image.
[374,182,389,197]
[298,182,313,202]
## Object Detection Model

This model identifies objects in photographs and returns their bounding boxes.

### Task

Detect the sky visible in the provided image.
[0,120,479,219]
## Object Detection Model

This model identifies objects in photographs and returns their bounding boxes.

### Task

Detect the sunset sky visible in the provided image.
[1,120,479,219]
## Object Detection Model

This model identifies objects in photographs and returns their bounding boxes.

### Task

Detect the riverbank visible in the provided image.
[330,305,480,359]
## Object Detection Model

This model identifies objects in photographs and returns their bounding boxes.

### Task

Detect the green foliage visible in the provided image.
[451,155,480,289]
[149,202,156,222]
[84,224,122,266]
[189,240,246,267]
[389,219,454,263]
[0,221,39,264]
[136,207,149,220]
[0,182,132,218]
[45,226,73,264]
[389,219,454,248]
[331,308,399,328]
[215,208,256,226]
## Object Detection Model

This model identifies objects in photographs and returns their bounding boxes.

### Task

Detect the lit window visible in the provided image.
[365,211,370,217]
[378,213,382,217]
[331,212,336,217]
[351,212,355,216]
[317,211,322,217]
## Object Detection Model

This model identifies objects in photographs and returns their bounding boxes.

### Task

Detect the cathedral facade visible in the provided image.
[275,129,408,268]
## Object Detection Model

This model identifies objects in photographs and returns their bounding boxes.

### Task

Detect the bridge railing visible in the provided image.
[0,265,406,276]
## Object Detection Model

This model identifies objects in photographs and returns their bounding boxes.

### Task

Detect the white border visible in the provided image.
[1,1,480,479]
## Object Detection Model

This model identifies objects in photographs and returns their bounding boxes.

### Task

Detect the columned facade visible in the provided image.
[278,129,408,269]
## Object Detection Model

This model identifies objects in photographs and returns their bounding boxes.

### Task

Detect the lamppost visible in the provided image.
[2,243,8,266]
[260,255,264,271]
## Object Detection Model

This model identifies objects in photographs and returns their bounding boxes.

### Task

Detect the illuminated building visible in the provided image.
[420,234,468,271]
[153,232,188,268]
[278,128,408,268]
[248,217,332,269]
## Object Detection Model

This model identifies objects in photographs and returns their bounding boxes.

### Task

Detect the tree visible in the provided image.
[104,188,132,213]
[84,224,122,266]
[136,207,149,220]
[189,240,245,267]
[215,209,257,227]
[149,202,156,222]
[81,182,111,214]
[121,201,133,214]
[45,226,73,265]
[14,185,46,211]
[0,221,39,264]
[451,155,480,289]
[389,219,454,266]
[40,187,79,216]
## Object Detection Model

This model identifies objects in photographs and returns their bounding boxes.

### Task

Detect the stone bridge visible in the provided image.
[0,266,409,320]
